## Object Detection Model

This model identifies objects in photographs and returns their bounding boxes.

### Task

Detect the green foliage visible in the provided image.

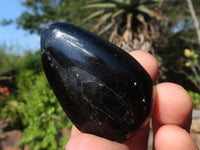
[18,51,43,73]
[0,45,21,125]
[184,48,199,67]
[183,48,200,90]
[0,47,72,149]
[0,18,13,25]
[0,94,20,125]
[1,0,200,148]
[16,70,72,150]
[189,91,200,109]
[183,48,200,109]
[14,0,90,34]
[0,45,21,70]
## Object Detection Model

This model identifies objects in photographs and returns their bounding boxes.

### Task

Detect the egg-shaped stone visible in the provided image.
[41,22,154,142]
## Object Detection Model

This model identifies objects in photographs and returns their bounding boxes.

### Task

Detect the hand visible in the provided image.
[65,51,198,150]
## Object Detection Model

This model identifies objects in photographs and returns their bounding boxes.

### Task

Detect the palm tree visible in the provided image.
[82,0,168,54]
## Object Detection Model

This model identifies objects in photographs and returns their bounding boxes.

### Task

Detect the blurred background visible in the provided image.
[0,0,200,149]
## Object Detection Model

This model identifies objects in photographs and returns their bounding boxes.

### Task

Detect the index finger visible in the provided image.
[130,50,158,83]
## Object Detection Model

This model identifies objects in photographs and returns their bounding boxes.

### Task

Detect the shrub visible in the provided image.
[189,91,200,109]
[16,70,72,150]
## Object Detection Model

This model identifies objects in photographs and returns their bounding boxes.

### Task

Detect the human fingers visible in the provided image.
[132,52,192,131]
[70,121,149,150]
[152,82,193,133]
[70,125,80,136]
[71,125,150,150]
[129,50,158,83]
[154,125,198,150]
[66,133,129,150]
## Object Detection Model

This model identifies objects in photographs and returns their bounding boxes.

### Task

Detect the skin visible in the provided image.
[65,51,198,150]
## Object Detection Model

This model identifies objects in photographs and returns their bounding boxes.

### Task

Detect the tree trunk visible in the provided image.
[187,0,200,45]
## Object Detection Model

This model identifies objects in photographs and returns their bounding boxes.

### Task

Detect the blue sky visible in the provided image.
[0,0,40,54]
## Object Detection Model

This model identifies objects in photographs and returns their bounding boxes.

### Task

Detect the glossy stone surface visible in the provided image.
[41,22,154,142]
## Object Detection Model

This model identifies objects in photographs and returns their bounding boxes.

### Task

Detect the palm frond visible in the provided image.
[98,22,114,35]
[112,9,125,21]
[94,12,112,30]
[81,10,105,23]
[137,5,162,20]
[83,3,117,9]
[140,0,162,4]
[111,0,124,3]
[110,0,126,5]
[141,0,172,6]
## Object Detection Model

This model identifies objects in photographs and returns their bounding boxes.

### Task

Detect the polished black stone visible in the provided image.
[41,22,154,142]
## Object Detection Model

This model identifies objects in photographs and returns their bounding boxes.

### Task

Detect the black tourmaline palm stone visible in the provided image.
[41,22,154,142]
